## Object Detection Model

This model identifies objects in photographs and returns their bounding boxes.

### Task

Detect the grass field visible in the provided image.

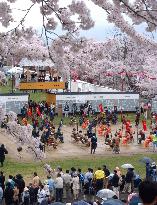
[2,153,157,183]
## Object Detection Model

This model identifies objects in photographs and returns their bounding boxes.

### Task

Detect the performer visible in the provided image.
[91,133,97,154]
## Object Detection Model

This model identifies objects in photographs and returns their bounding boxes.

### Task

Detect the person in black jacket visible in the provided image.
[111,170,119,199]
[4,182,14,205]
[91,133,97,154]
[0,144,8,167]
[0,171,5,191]
[122,168,134,193]
[103,165,110,188]
[14,174,25,202]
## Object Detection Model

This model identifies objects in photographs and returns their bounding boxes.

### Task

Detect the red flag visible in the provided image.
[142,120,147,131]
[27,108,32,117]
[99,104,104,113]
[36,106,41,116]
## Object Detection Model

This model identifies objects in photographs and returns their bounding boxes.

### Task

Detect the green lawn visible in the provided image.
[2,153,157,183]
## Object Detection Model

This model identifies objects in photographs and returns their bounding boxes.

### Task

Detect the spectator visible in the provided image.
[32,172,40,203]
[13,184,19,205]
[0,185,3,204]
[47,175,55,199]
[103,165,110,188]
[28,183,36,205]
[139,180,157,205]
[94,167,105,192]
[62,170,72,199]
[77,168,84,192]
[6,175,15,189]
[123,168,134,194]
[72,173,80,200]
[111,170,119,199]
[14,174,25,201]
[4,182,14,205]
[54,173,63,202]
[0,171,5,191]
[37,184,46,204]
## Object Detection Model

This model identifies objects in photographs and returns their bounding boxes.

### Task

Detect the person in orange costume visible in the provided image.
[122,131,130,145]
[117,129,123,138]
[126,120,131,132]
[98,124,104,136]
[22,117,27,126]
[144,132,153,148]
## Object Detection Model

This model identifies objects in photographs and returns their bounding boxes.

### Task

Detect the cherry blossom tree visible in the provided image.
[51,34,157,95]
[0,28,49,65]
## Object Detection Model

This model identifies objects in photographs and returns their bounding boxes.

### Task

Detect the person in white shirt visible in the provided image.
[62,170,72,199]
[72,174,80,200]
[54,173,63,202]
[37,184,46,204]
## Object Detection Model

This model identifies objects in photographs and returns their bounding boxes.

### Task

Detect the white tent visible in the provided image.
[19,58,54,67]
[7,67,23,75]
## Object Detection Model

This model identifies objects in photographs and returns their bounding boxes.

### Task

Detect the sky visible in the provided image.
[1,0,156,41]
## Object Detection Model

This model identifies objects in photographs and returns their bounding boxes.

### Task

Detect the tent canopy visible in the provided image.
[19,58,54,67]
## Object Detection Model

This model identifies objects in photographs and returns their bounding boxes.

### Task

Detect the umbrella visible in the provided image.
[73,200,90,205]
[51,203,65,205]
[139,157,153,164]
[102,199,124,205]
[121,164,134,169]
[96,189,116,199]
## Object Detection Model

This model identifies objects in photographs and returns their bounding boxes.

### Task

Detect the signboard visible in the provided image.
[0,94,29,114]
[19,82,65,90]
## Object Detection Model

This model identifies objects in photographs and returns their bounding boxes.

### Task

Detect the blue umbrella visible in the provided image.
[102,199,124,205]
[139,157,153,164]
[73,200,90,205]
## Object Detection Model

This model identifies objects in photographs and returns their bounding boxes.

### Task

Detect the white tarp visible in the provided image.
[19,58,54,67]
[69,80,120,93]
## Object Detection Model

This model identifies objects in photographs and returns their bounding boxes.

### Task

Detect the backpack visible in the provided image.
[79,173,85,182]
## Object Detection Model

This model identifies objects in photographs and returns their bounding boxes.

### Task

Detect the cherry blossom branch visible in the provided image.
[119,0,157,27]
[41,0,55,63]
[2,3,35,36]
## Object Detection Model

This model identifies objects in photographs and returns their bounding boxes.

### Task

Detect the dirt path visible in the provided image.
[0,124,152,162]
